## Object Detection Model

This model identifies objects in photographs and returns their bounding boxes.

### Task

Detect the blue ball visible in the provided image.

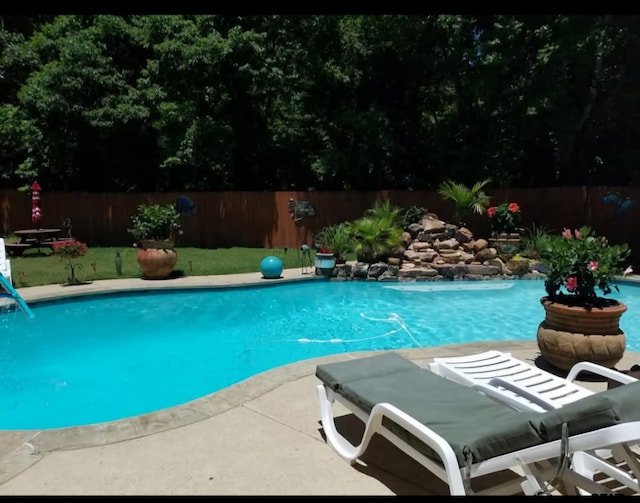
[260,256,284,279]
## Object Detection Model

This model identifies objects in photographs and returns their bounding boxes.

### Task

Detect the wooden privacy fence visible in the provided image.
[0,186,637,259]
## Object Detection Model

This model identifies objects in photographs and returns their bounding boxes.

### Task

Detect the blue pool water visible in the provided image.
[1,279,639,430]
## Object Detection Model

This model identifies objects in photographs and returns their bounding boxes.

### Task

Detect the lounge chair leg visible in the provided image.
[611,444,640,489]
[316,384,377,464]
[572,448,640,494]
[518,457,549,495]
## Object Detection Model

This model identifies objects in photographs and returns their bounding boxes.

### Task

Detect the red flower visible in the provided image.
[487,202,521,234]
[565,276,578,292]
[51,240,88,259]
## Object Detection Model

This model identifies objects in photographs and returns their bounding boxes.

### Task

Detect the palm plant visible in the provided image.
[437,178,492,226]
[365,198,404,226]
[346,215,404,263]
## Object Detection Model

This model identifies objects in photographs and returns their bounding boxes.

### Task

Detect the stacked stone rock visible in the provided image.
[333,213,538,282]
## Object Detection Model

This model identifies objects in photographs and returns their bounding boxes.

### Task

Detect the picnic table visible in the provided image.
[5,228,73,256]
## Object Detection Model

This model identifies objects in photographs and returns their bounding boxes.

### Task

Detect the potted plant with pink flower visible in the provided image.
[536,225,632,371]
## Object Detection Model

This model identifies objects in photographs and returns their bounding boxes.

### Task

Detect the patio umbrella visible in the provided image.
[31,181,42,228]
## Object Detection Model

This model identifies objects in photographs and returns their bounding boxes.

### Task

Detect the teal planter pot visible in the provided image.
[314,252,336,278]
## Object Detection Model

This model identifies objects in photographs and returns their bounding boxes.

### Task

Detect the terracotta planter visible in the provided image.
[137,239,177,280]
[537,296,627,371]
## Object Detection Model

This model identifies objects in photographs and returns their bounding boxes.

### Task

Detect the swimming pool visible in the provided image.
[1,278,639,430]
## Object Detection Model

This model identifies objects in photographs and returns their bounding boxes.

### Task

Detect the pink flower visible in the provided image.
[574,229,582,239]
[562,228,572,239]
[588,261,598,271]
[487,207,496,218]
[565,276,578,292]
[508,202,520,213]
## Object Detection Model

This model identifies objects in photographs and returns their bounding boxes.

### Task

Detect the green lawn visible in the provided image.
[9,246,321,288]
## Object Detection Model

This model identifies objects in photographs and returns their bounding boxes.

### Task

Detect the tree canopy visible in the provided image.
[1,15,639,192]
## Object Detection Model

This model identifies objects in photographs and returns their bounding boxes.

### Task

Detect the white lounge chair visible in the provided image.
[0,237,12,285]
[429,350,640,494]
[428,349,638,412]
[315,352,640,495]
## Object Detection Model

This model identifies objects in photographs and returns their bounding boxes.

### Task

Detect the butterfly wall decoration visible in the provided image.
[602,192,636,214]
[175,195,198,216]
[288,198,316,221]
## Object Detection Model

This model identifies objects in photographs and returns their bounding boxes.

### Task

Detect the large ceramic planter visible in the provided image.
[314,252,336,278]
[536,297,627,371]
[137,239,177,280]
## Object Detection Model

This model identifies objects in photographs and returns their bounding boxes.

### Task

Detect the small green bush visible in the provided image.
[519,224,552,259]
[128,203,181,242]
[400,205,427,227]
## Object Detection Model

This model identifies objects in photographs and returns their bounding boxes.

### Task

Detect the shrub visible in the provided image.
[540,226,631,306]
[519,224,552,259]
[487,202,522,235]
[400,205,427,227]
[128,203,181,242]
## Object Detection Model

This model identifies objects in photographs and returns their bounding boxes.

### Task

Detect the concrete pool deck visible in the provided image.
[0,269,639,495]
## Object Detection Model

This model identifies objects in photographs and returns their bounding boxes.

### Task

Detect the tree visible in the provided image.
[0,15,639,191]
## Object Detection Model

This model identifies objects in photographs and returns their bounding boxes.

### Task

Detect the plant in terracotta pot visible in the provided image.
[536,225,632,371]
[128,203,182,279]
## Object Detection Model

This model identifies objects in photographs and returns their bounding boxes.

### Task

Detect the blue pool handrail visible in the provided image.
[0,274,35,319]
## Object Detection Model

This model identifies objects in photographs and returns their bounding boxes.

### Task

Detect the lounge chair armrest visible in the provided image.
[566,361,638,385]
[484,377,556,411]
[470,381,550,412]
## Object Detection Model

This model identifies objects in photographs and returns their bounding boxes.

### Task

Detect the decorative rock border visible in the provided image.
[329,261,544,282]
